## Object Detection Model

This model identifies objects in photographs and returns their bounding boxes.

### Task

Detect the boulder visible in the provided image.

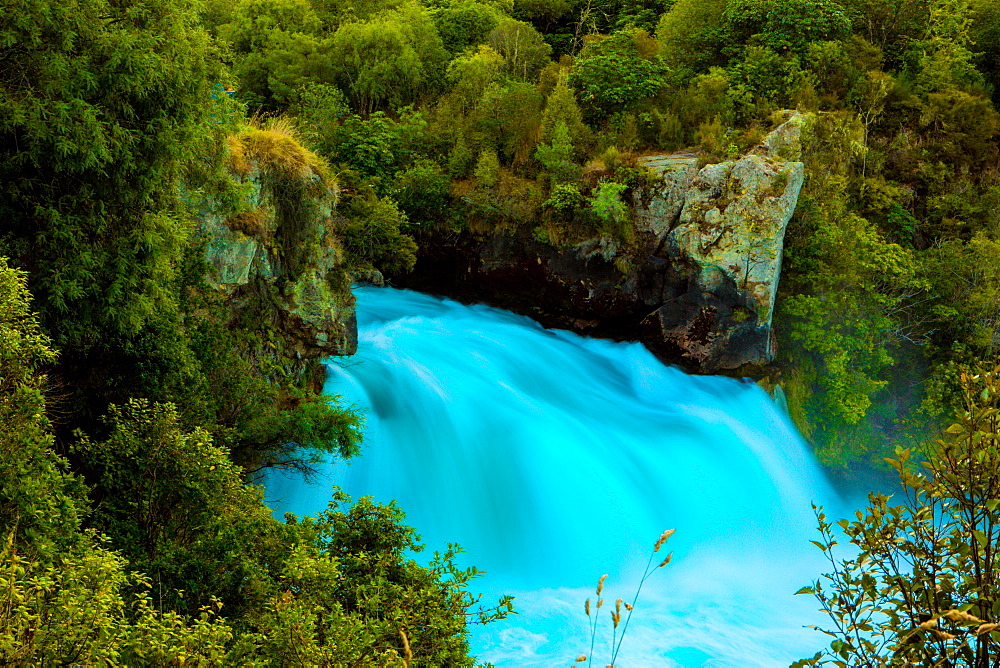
[671,154,804,331]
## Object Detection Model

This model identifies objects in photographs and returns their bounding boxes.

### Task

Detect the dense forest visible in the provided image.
[6,0,1000,663]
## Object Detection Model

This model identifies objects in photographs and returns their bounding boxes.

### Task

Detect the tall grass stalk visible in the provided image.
[573,529,675,667]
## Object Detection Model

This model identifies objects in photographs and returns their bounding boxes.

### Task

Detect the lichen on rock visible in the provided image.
[632,155,699,236]
[671,153,803,327]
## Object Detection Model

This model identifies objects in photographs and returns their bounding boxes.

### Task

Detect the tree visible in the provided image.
[777,112,932,461]
[797,366,1000,666]
[0,541,233,665]
[393,161,453,229]
[783,212,923,428]
[0,0,217,345]
[0,260,235,664]
[656,0,728,71]
[918,89,1000,174]
[469,82,545,164]
[65,397,508,663]
[446,45,508,114]
[514,0,575,25]
[970,0,1000,102]
[216,0,343,110]
[0,0,234,438]
[589,180,630,255]
[539,72,592,151]
[319,111,408,182]
[487,17,553,80]
[219,0,323,53]
[281,492,514,666]
[915,0,981,92]
[289,81,350,139]
[721,0,852,56]
[591,180,628,223]
[327,2,449,115]
[725,46,811,123]
[76,399,290,616]
[535,122,580,184]
[474,148,502,187]
[803,36,886,111]
[0,258,83,558]
[234,30,339,110]
[569,28,670,122]
[339,187,419,275]
[432,0,501,54]
[837,0,929,69]
[920,235,1000,358]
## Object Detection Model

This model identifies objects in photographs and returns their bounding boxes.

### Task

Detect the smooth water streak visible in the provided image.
[265,286,844,666]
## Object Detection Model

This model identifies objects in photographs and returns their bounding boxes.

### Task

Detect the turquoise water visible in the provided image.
[265,286,842,666]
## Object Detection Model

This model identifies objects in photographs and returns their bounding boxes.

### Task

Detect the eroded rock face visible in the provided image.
[632,156,699,236]
[188,167,357,363]
[635,113,806,367]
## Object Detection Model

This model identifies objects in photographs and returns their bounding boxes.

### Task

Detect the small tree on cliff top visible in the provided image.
[796,365,1000,667]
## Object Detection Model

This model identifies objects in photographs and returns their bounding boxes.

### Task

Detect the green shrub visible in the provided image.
[394,161,454,229]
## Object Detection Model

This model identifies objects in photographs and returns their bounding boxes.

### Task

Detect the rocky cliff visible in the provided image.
[636,111,805,367]
[186,126,358,374]
[398,112,808,372]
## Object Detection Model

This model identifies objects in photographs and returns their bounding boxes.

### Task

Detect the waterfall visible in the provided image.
[265,286,843,666]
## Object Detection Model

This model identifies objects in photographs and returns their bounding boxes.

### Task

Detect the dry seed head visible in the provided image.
[659,552,673,567]
[597,574,608,595]
[616,598,622,613]
[585,599,591,616]
[654,528,676,552]
[597,598,604,609]
[612,611,621,628]
[624,602,634,611]
[575,656,587,663]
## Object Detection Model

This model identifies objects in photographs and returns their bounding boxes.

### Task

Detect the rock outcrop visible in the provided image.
[186,138,357,366]
[632,155,700,236]
[637,111,805,367]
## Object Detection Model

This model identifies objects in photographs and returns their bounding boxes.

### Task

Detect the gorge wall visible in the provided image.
[397,112,807,373]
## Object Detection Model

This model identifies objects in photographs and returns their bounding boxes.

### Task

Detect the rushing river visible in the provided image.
[265,286,845,666]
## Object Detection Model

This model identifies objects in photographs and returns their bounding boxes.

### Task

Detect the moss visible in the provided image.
[225,207,269,237]
[781,366,814,442]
